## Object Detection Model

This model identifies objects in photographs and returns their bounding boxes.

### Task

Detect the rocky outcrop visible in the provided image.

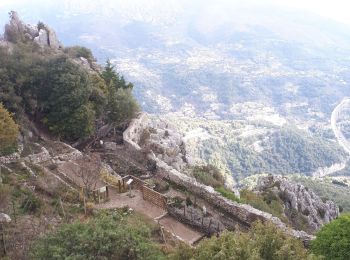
[256,175,339,232]
[4,11,62,49]
[124,113,189,171]
[146,119,188,171]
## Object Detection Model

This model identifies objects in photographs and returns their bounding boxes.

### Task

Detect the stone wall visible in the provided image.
[122,113,314,244]
[123,113,149,151]
[167,204,223,236]
[0,144,23,164]
[25,146,51,164]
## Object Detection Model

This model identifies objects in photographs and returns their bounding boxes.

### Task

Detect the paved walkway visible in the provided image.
[96,188,204,244]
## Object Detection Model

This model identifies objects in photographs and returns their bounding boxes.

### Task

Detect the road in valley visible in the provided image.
[331,97,350,154]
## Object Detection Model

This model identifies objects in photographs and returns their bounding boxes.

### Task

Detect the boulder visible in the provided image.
[0,213,11,223]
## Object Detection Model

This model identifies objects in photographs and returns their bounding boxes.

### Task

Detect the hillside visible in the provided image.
[1,2,349,182]
[154,115,346,183]
[1,1,350,120]
[1,12,349,260]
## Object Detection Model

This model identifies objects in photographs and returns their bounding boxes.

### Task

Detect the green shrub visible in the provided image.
[215,187,241,203]
[170,221,310,260]
[192,165,225,188]
[30,212,165,260]
[311,214,350,260]
[240,189,287,223]
[20,192,43,214]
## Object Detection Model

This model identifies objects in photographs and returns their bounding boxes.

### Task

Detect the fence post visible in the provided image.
[118,180,121,193]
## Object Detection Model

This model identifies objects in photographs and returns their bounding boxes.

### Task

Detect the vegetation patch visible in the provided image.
[30,211,166,260]
[215,187,241,203]
[191,165,225,188]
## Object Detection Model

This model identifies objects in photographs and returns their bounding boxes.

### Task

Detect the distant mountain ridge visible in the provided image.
[1,2,350,121]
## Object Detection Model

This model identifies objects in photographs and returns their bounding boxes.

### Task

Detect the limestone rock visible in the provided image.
[4,11,62,50]
[4,11,25,41]
[0,213,11,223]
[34,29,49,47]
[46,26,61,49]
[256,175,339,232]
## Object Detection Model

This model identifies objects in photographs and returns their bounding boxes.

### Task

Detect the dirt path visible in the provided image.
[96,189,165,219]
[96,188,204,244]
[158,215,204,244]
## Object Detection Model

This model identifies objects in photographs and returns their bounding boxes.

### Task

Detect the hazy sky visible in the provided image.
[265,0,350,25]
[1,0,350,26]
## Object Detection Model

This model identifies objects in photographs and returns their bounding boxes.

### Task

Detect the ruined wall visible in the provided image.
[122,113,314,244]
[123,113,149,151]
[0,144,23,164]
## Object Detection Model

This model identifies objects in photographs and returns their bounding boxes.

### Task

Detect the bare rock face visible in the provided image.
[256,175,339,232]
[46,26,61,49]
[4,11,26,40]
[33,26,62,49]
[4,11,62,49]
[144,118,189,171]
[34,29,49,46]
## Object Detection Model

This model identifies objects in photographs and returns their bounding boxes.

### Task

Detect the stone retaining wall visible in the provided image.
[167,204,223,236]
[123,113,149,151]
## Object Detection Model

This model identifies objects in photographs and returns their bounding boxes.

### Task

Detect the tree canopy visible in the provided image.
[0,41,139,142]
[311,214,350,260]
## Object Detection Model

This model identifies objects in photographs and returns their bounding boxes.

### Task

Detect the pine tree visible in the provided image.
[0,103,19,155]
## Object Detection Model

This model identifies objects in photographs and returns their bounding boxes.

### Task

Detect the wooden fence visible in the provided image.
[141,185,168,209]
